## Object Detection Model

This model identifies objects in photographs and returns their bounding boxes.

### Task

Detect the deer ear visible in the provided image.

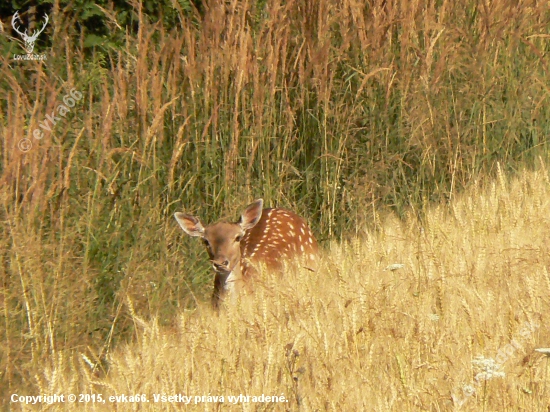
[239,199,263,231]
[174,213,205,237]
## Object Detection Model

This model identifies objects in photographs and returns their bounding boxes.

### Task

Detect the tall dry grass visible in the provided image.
[16,165,550,411]
[1,0,550,408]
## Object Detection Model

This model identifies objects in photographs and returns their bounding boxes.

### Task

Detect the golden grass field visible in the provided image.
[13,164,548,411]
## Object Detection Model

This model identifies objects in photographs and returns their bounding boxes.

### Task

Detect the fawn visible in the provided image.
[174,199,318,307]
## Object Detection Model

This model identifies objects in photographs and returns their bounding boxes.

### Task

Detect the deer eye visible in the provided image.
[234,235,243,242]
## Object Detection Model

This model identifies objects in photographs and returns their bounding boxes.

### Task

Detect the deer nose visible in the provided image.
[213,260,230,271]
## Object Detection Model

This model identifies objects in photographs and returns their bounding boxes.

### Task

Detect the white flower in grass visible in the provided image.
[462,384,476,396]
[535,348,550,357]
[451,384,476,406]
[472,356,505,382]
[384,263,404,271]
